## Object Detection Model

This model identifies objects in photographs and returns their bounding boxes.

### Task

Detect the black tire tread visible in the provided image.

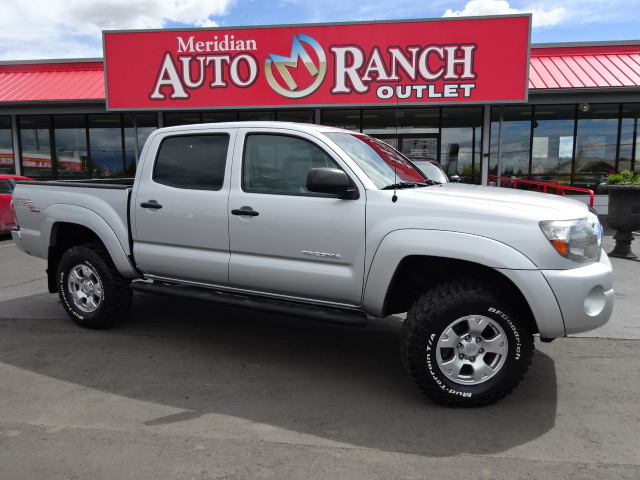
[400,278,534,407]
[58,243,132,329]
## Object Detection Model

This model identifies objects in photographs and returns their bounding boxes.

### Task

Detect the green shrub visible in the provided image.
[607,170,640,185]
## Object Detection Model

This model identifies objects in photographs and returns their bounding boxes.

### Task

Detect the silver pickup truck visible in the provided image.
[11,121,614,407]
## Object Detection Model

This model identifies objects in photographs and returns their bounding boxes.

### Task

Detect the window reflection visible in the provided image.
[54,115,88,179]
[620,104,640,174]
[530,105,575,185]
[491,103,636,193]
[239,111,276,121]
[124,114,157,175]
[490,106,532,177]
[574,104,619,191]
[440,107,482,183]
[19,115,53,180]
[276,110,313,123]
[364,108,439,165]
[321,109,361,130]
[0,116,13,174]
[164,112,203,127]
[88,114,124,178]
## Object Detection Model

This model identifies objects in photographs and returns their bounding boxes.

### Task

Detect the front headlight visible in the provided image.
[539,211,602,263]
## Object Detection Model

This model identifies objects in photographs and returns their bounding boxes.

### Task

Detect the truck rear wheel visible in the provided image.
[400,279,534,407]
[57,244,132,329]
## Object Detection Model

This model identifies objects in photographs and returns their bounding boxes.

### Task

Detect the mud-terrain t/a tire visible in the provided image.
[400,279,534,407]
[57,244,132,329]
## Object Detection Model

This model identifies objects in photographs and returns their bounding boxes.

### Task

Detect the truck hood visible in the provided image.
[365,182,595,270]
[410,182,589,220]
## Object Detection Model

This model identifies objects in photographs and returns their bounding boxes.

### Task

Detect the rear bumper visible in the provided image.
[10,227,27,254]
[541,252,614,336]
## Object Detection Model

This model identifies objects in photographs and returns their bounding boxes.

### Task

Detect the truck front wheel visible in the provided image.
[400,279,534,407]
[57,244,132,329]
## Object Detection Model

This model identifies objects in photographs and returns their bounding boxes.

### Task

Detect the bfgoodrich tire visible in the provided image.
[400,279,534,407]
[57,244,132,329]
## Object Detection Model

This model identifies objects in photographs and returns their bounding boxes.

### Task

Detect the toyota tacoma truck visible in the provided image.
[10,121,614,407]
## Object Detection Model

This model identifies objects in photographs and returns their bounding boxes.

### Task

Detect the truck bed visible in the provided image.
[12,178,134,261]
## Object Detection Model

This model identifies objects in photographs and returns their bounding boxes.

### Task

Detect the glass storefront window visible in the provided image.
[363,107,439,137]
[574,104,620,191]
[364,108,440,162]
[620,103,640,174]
[239,111,276,121]
[530,105,575,186]
[276,110,313,123]
[441,106,483,183]
[19,115,53,179]
[88,114,125,178]
[53,115,89,179]
[164,112,203,126]
[490,106,532,178]
[0,116,14,174]
[124,114,158,176]
[321,109,361,130]
[202,111,238,123]
[362,108,401,138]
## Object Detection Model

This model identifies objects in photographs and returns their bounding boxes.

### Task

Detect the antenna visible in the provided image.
[393,102,403,203]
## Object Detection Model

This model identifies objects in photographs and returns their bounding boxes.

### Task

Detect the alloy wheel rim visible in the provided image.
[435,315,508,385]
[67,263,103,313]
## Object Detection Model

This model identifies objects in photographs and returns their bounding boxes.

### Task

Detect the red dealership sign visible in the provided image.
[103,16,530,110]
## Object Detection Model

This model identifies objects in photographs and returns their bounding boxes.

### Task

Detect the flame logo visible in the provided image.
[265,34,327,99]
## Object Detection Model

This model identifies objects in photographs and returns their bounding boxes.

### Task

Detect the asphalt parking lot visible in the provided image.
[0,232,639,480]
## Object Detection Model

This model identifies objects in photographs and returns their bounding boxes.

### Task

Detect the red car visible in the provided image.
[0,174,34,235]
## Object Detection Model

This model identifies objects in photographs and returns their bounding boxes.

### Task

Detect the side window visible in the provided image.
[0,179,13,194]
[154,134,229,190]
[243,134,338,194]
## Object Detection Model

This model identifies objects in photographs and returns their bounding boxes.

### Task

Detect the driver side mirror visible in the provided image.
[307,168,358,199]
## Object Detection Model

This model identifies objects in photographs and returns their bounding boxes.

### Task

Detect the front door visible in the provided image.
[228,128,367,306]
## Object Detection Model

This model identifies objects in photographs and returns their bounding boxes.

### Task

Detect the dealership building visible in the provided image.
[1,15,639,212]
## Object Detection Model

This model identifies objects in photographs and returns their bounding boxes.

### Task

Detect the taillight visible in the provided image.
[10,198,17,225]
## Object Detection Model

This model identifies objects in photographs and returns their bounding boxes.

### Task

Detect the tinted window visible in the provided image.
[323,132,424,188]
[154,134,229,190]
[243,134,337,194]
[0,179,14,194]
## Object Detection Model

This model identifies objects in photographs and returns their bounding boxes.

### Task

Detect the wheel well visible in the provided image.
[383,255,538,334]
[47,223,104,293]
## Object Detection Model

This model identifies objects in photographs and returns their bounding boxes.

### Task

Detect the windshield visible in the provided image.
[323,132,426,188]
[409,160,448,184]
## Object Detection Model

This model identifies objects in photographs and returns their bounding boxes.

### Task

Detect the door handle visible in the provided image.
[231,206,259,217]
[140,200,163,209]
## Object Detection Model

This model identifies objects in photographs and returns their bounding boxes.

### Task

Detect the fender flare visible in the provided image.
[42,204,137,279]
[362,229,566,338]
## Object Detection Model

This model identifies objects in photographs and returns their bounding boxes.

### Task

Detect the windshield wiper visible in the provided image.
[381,180,434,190]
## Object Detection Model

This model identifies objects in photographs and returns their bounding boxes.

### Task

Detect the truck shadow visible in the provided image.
[0,292,558,457]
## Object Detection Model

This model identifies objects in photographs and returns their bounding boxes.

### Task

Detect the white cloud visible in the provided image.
[443,0,568,27]
[0,0,234,60]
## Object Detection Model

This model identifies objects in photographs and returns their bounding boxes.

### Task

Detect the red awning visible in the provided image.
[0,61,104,102]
[529,44,640,90]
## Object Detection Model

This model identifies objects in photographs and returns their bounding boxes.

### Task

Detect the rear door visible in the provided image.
[132,129,234,285]
[227,127,367,306]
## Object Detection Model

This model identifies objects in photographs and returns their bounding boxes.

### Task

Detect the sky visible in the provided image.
[0,0,639,61]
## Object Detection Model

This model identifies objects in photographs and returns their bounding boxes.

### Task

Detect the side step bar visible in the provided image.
[130,281,368,327]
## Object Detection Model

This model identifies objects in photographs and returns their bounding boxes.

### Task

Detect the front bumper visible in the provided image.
[541,252,614,336]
